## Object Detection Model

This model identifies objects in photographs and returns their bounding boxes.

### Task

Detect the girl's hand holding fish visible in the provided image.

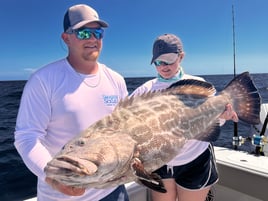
[220,104,239,122]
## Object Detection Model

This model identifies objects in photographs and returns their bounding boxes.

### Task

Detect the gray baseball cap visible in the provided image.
[63,4,108,32]
[151,34,183,64]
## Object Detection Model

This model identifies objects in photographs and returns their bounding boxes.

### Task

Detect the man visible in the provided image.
[14,4,129,201]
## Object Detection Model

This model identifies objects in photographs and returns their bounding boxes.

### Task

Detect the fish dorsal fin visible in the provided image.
[116,90,156,108]
[131,158,167,193]
[166,79,216,98]
[116,79,216,109]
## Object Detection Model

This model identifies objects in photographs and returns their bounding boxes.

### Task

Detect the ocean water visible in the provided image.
[1,73,268,201]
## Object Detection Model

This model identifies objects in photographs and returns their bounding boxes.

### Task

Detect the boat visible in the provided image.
[24,103,268,201]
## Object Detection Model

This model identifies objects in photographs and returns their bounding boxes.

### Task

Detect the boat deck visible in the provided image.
[214,146,268,201]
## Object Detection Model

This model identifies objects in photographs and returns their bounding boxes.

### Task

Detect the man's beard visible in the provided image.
[83,51,100,61]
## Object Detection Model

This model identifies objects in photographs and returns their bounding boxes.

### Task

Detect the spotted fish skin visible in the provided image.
[45,72,261,192]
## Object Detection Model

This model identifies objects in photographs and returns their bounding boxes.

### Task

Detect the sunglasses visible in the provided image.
[154,60,174,67]
[67,27,104,40]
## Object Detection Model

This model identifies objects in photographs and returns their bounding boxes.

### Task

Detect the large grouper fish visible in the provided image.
[45,71,261,193]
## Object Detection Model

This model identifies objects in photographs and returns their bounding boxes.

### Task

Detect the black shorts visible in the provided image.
[153,143,218,190]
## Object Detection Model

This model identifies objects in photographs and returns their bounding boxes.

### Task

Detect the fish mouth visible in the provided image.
[45,155,98,176]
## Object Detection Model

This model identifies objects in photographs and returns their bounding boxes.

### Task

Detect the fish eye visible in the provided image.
[62,144,73,150]
[76,139,85,146]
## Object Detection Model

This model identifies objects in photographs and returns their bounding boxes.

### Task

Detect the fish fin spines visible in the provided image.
[118,79,216,109]
[167,79,216,98]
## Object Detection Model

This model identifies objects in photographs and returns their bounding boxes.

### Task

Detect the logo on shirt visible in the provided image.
[103,95,119,106]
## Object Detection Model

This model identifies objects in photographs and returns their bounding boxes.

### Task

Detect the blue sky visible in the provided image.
[1,0,267,80]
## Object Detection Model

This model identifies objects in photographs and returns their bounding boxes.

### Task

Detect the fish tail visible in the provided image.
[221,72,261,125]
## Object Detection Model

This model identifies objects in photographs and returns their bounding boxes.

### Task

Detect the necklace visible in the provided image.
[77,71,101,88]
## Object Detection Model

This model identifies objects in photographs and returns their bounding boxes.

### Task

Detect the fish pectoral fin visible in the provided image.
[138,173,167,193]
[195,121,221,142]
[131,158,166,193]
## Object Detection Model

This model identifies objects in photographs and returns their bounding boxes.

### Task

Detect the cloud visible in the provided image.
[23,68,37,73]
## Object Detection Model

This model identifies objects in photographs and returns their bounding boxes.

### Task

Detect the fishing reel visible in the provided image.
[232,134,267,156]
[251,114,268,156]
[232,109,268,155]
[251,134,268,146]
[232,134,268,146]
[251,134,268,156]
[234,133,268,146]
[232,135,245,147]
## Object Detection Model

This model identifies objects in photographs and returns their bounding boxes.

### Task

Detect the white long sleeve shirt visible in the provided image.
[14,58,128,201]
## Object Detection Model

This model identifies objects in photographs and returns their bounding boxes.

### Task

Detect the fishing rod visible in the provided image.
[252,111,268,156]
[232,4,236,77]
[260,113,268,136]
[231,3,239,149]
[231,4,268,155]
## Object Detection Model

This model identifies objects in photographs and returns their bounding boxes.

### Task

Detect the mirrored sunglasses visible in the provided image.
[67,27,104,40]
[154,60,174,67]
